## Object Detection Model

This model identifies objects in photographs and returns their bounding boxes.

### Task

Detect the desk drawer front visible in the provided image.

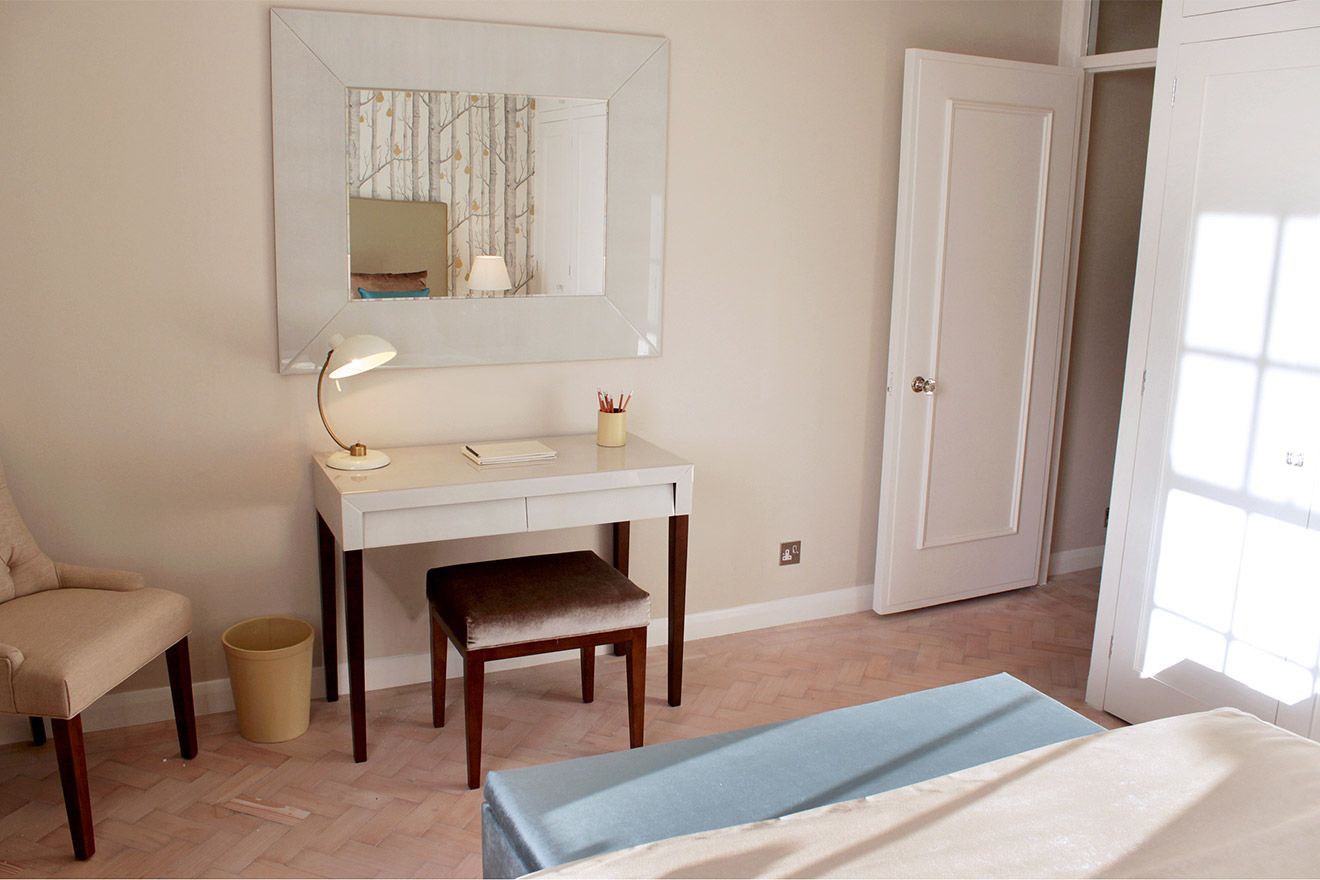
[363,498,527,548]
[526,484,674,532]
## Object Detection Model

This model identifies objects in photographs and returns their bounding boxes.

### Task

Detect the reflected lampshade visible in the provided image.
[469,255,513,292]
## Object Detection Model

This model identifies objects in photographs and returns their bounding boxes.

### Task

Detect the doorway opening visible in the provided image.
[1048,66,1156,582]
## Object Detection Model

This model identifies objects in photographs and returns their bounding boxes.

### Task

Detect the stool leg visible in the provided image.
[430,613,446,728]
[580,646,596,703]
[625,630,646,749]
[29,716,46,747]
[464,657,485,789]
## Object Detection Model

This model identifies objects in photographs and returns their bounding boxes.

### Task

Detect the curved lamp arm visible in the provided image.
[317,350,360,456]
[317,334,395,470]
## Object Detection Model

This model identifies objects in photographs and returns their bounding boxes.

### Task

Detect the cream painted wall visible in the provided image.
[1052,68,1156,553]
[0,0,1061,697]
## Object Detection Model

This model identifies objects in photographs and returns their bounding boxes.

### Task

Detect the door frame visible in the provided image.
[1037,2,1157,590]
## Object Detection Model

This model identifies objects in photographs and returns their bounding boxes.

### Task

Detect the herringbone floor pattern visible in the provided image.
[0,570,1120,878]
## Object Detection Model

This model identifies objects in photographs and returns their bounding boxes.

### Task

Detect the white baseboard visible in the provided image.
[0,583,873,746]
[1049,544,1105,576]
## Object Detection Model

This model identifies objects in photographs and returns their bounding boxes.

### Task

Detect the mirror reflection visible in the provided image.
[346,89,607,299]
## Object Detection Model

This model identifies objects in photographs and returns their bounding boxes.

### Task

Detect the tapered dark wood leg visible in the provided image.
[52,715,93,860]
[580,646,596,703]
[464,657,485,790]
[430,612,447,728]
[612,521,631,656]
[165,637,198,759]
[668,514,688,707]
[626,629,646,748]
[344,549,367,762]
[29,716,45,747]
[317,514,339,703]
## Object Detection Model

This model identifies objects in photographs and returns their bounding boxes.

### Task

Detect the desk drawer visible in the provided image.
[363,498,527,548]
[526,484,674,532]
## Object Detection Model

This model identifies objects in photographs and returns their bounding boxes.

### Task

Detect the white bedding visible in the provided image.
[533,708,1320,878]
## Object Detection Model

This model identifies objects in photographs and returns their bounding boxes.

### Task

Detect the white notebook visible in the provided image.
[462,440,558,466]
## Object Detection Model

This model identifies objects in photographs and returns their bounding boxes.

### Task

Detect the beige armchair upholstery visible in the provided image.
[0,458,196,860]
[0,458,58,602]
[0,586,191,717]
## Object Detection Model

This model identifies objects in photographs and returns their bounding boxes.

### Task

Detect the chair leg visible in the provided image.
[464,656,485,790]
[580,646,596,703]
[52,715,94,860]
[29,716,46,747]
[625,629,646,749]
[165,637,198,760]
[430,612,447,728]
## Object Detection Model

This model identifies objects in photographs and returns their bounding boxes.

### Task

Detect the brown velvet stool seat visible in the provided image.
[427,550,650,789]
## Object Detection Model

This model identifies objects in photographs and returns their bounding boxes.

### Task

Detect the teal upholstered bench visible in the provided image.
[481,673,1101,878]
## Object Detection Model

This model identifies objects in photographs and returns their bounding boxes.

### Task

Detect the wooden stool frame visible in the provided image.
[429,609,647,789]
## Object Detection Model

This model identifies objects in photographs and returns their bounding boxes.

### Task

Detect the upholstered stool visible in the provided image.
[427,550,650,789]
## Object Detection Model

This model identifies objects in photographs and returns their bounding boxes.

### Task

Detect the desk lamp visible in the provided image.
[318,333,397,470]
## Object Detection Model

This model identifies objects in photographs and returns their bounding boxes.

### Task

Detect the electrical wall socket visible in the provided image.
[779,541,801,565]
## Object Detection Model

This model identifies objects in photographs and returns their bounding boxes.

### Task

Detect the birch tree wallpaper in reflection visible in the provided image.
[348,89,536,297]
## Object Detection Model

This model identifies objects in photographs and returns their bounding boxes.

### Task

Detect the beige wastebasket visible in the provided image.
[222,616,314,743]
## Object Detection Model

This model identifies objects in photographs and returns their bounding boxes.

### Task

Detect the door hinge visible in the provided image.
[1109,635,1115,657]
[1171,77,1178,106]
[1140,370,1147,395]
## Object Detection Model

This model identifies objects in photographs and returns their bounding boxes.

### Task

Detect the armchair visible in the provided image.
[0,459,196,860]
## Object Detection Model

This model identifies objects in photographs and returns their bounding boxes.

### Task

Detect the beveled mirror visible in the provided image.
[271,8,669,373]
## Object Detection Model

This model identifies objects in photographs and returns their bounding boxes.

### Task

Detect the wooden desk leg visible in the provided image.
[317,514,339,703]
[667,514,689,706]
[344,549,367,762]
[612,521,631,656]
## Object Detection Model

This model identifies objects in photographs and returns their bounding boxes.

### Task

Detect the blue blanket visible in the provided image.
[482,673,1102,877]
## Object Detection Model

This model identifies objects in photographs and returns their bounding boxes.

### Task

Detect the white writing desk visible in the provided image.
[312,433,694,762]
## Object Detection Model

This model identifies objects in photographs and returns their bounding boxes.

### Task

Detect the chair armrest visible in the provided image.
[0,642,22,713]
[55,562,145,592]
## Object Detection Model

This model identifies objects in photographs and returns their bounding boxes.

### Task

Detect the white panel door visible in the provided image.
[534,107,607,296]
[875,51,1082,614]
[536,120,574,294]
[1103,26,1320,733]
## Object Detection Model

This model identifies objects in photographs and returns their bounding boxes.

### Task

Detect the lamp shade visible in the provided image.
[469,255,512,292]
[326,334,397,380]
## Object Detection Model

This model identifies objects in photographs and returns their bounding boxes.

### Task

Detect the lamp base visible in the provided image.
[325,448,391,471]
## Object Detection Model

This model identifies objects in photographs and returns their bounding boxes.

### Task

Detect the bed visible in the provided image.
[483,672,1320,878]
[347,197,448,297]
[532,707,1320,878]
[482,674,1103,877]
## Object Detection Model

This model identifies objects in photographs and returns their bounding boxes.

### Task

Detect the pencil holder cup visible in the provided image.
[597,411,627,447]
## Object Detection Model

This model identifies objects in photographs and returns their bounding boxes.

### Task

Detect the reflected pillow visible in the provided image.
[351,270,428,292]
[358,287,429,299]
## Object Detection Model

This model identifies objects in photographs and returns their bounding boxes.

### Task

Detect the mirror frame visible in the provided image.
[271,8,669,373]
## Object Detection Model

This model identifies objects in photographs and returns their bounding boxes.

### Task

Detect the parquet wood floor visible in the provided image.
[0,569,1120,878]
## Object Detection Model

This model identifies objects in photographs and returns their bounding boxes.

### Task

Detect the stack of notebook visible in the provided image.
[462,440,558,466]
